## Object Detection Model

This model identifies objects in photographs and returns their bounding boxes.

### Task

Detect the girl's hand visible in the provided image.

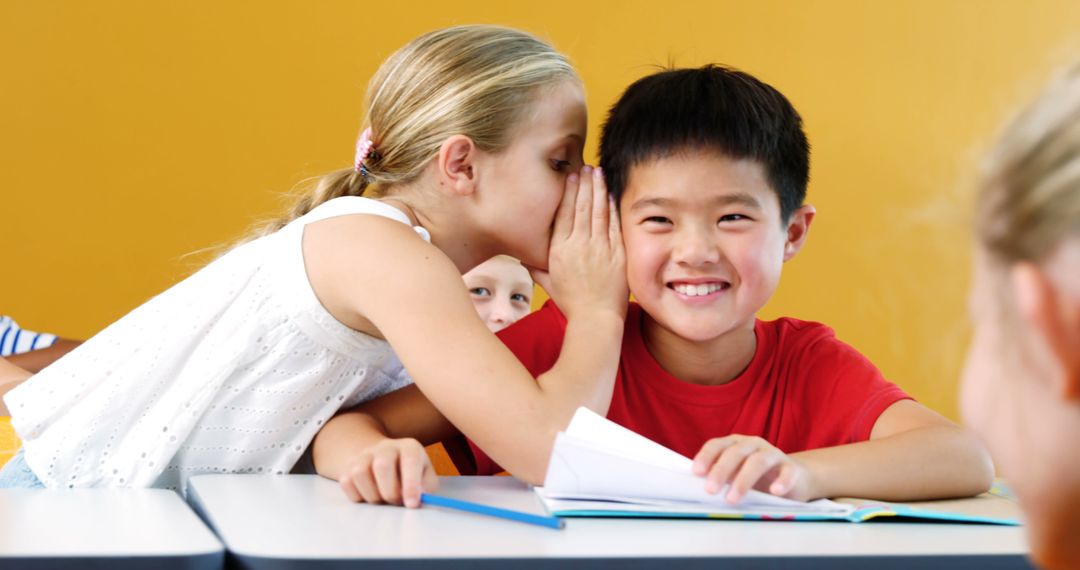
[338,438,439,508]
[692,435,817,503]
[543,166,628,321]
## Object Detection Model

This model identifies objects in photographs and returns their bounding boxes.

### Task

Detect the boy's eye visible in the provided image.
[469,287,492,297]
[719,214,749,223]
[551,159,572,172]
[643,216,672,224]
[510,293,530,304]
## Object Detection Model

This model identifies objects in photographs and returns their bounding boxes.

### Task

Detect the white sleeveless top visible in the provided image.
[5,197,431,492]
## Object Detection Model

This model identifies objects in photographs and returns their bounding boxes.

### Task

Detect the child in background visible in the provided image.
[961,64,1080,570]
[315,65,993,507]
[463,256,534,333]
[427,255,536,474]
[0,315,81,373]
[0,25,627,494]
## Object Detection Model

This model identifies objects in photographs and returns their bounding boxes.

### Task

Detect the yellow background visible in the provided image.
[4,0,1080,447]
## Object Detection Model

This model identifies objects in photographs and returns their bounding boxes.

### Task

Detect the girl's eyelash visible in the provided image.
[511,294,530,303]
[551,159,571,171]
[469,287,491,296]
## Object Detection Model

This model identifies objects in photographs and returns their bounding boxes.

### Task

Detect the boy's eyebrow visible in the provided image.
[629,193,762,211]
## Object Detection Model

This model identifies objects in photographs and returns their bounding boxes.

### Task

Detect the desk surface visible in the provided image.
[0,487,224,569]
[188,474,1032,569]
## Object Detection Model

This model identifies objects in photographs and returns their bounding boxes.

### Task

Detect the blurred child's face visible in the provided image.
[475,80,586,271]
[961,248,1080,567]
[464,256,534,332]
[620,151,804,345]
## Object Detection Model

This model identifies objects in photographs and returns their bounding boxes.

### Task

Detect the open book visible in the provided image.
[535,408,1020,525]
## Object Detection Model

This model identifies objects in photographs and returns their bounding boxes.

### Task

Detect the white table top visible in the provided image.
[0,487,223,569]
[187,474,1032,569]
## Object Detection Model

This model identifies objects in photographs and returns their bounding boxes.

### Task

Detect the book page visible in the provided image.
[540,408,850,515]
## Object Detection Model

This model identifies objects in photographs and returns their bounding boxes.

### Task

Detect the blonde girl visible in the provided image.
[962,64,1080,569]
[0,25,626,495]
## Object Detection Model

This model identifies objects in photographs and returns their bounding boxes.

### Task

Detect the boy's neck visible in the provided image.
[640,313,757,386]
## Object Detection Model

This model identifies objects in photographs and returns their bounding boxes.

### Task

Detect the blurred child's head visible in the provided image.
[262,25,586,269]
[961,64,1080,570]
[463,255,534,332]
[599,66,814,345]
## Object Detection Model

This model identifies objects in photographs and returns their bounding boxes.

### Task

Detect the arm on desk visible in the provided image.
[794,399,995,501]
[313,384,456,507]
[694,399,995,503]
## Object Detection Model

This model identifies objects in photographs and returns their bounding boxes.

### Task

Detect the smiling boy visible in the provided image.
[313,66,994,507]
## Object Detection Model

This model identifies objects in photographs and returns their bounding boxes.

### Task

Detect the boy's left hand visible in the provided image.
[692,435,816,503]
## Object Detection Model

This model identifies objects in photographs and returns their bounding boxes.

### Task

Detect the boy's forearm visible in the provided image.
[5,340,81,373]
[0,358,34,416]
[794,425,995,501]
[311,413,393,481]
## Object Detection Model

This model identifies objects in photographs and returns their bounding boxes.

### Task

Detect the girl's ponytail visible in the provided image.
[254,168,370,237]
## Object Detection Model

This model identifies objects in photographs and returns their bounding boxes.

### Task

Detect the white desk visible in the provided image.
[0,488,224,569]
[188,474,1032,569]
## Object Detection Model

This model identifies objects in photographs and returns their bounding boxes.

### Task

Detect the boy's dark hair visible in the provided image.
[599,65,810,222]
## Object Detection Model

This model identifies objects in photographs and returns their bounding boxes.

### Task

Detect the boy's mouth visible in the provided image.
[667,280,731,297]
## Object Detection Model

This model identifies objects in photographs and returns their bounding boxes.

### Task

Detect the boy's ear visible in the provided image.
[782,204,816,262]
[1012,262,1080,402]
[436,135,478,197]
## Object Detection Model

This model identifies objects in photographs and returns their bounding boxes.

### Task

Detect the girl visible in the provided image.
[0,25,627,494]
[961,63,1080,569]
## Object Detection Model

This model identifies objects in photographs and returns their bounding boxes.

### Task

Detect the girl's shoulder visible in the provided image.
[299,197,424,235]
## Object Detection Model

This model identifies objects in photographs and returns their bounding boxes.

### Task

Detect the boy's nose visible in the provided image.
[672,228,721,266]
[486,301,513,329]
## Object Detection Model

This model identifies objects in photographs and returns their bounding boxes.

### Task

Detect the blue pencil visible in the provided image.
[420,493,565,530]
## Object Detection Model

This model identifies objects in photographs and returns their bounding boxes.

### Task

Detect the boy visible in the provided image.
[463,256,534,333]
[426,255,536,474]
[312,66,993,507]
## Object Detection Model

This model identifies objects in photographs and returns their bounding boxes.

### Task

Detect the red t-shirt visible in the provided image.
[456,301,911,476]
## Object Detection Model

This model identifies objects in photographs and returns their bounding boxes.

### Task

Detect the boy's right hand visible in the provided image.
[540,166,628,321]
[338,438,439,508]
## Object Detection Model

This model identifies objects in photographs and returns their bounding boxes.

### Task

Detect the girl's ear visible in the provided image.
[1012,262,1080,401]
[437,135,478,197]
[783,204,816,261]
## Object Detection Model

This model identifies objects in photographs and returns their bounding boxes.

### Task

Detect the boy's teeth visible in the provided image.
[673,283,725,296]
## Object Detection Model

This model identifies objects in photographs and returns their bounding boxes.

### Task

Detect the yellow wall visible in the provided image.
[4,1,1080,421]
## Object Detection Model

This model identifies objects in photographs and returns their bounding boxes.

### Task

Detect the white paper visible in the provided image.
[538,407,852,516]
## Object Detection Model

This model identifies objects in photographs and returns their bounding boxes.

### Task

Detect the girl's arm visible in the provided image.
[305,169,626,484]
[693,400,995,503]
[312,384,454,507]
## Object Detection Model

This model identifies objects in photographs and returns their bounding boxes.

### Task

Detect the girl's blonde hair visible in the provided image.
[978,64,1080,265]
[257,25,578,236]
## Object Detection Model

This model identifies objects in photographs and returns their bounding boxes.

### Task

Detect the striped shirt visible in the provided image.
[0,316,58,357]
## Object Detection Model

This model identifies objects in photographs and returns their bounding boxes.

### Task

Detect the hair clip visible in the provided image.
[354,128,378,175]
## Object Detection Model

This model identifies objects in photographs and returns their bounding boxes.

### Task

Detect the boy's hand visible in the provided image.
[338,438,439,508]
[692,435,816,503]
[544,166,628,321]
